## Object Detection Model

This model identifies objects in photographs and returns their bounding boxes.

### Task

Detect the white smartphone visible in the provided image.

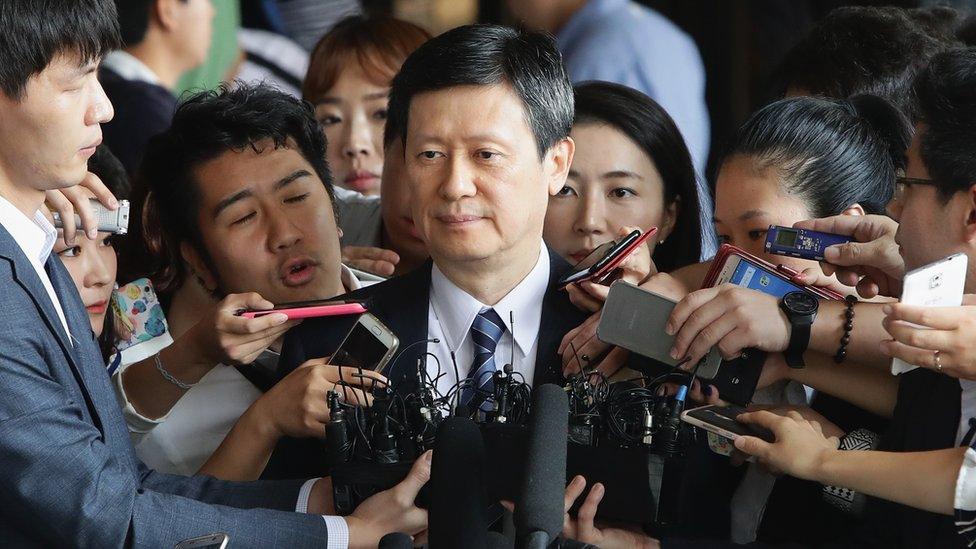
[891,253,969,375]
[598,281,722,379]
[174,533,229,549]
[52,197,130,235]
[329,312,400,374]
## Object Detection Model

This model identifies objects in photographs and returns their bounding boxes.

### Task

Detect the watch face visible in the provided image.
[784,291,818,314]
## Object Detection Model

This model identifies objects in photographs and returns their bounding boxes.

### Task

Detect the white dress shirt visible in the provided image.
[0,196,71,339]
[426,243,550,398]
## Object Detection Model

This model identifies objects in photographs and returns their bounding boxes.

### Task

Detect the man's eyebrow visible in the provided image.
[213,189,253,219]
[273,170,312,191]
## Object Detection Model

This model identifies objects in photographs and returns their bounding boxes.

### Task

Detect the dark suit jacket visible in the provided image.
[0,225,334,547]
[266,249,590,479]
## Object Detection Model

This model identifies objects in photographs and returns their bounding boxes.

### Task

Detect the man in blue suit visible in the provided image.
[0,1,427,546]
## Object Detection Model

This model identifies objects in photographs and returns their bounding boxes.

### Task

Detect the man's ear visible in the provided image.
[840,203,866,217]
[963,184,976,245]
[546,137,575,197]
[154,0,180,32]
[180,241,217,292]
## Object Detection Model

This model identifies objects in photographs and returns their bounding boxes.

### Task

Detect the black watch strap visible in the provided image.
[784,322,810,369]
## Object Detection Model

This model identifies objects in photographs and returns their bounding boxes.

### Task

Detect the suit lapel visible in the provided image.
[533,249,587,386]
[377,263,432,390]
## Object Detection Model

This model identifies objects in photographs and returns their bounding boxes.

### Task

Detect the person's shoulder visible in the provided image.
[571,2,695,53]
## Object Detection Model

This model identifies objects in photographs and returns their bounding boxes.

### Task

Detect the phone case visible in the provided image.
[598,281,722,379]
[109,278,173,374]
[241,302,367,320]
[702,244,844,300]
[891,253,968,375]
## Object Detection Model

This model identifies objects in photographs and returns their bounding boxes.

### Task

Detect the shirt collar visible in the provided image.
[556,0,627,49]
[340,263,361,292]
[431,243,550,356]
[102,50,165,87]
[0,195,57,266]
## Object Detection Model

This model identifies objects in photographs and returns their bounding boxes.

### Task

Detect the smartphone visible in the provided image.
[709,245,842,301]
[598,281,722,379]
[558,227,658,288]
[52,198,130,235]
[240,299,367,320]
[174,533,229,549]
[329,312,399,373]
[681,404,774,443]
[891,253,968,375]
[764,225,852,261]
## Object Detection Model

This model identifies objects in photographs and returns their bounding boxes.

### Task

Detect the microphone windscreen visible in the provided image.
[429,417,489,549]
[378,532,414,549]
[515,384,569,546]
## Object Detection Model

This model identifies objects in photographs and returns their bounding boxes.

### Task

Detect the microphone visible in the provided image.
[515,384,569,549]
[429,417,490,549]
[325,391,352,466]
[378,532,414,549]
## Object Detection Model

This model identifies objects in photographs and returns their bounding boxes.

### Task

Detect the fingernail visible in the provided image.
[669,347,679,359]
[271,313,289,325]
[824,246,839,260]
[425,450,433,463]
[110,197,119,208]
[883,305,892,315]
[703,385,713,396]
[88,228,98,240]
[665,323,675,336]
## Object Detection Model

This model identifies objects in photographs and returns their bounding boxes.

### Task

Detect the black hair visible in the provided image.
[572,82,703,272]
[958,16,976,47]
[724,95,912,219]
[87,146,130,362]
[123,83,334,298]
[89,145,131,201]
[114,0,188,47]
[909,6,968,45]
[773,6,949,121]
[386,24,573,157]
[0,0,120,99]
[914,47,976,200]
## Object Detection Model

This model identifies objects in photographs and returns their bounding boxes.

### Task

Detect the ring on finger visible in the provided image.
[934,349,943,373]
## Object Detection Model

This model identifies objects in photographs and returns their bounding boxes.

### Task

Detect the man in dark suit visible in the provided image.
[0,1,427,546]
[280,24,585,408]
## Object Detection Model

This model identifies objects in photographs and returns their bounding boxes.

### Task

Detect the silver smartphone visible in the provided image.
[329,312,400,374]
[891,252,968,375]
[52,198,130,235]
[174,533,229,549]
[598,281,722,379]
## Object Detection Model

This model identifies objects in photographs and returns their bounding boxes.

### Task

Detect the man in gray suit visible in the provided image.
[0,1,428,546]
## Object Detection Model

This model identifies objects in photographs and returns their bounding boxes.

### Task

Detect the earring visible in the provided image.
[659,239,666,245]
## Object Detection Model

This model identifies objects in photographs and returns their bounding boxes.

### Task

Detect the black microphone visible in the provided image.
[325,391,351,466]
[429,417,490,549]
[515,384,569,549]
[378,532,414,549]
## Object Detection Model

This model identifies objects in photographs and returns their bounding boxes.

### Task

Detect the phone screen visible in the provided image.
[568,240,618,274]
[727,259,804,298]
[333,321,392,371]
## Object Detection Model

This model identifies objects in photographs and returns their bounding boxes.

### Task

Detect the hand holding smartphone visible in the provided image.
[558,227,658,289]
[703,244,844,301]
[681,404,774,444]
[238,299,367,320]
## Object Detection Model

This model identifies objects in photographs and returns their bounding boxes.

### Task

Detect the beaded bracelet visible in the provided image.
[833,295,858,364]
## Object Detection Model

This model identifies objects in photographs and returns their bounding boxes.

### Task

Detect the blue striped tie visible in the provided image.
[461,308,506,409]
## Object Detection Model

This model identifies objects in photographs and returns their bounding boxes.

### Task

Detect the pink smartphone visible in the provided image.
[239,300,367,320]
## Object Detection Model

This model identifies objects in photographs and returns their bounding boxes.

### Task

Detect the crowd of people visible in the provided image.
[3,0,976,547]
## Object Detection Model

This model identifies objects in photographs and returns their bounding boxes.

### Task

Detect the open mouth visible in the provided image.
[281,259,317,287]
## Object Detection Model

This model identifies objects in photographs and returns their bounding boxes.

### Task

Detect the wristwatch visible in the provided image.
[779,291,819,369]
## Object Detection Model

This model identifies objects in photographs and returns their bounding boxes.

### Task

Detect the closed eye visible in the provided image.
[285,193,310,204]
[232,212,256,226]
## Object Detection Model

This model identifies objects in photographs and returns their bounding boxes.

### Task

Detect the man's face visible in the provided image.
[0,52,112,209]
[890,129,973,279]
[187,141,345,304]
[380,137,427,263]
[170,0,216,71]
[403,83,571,270]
